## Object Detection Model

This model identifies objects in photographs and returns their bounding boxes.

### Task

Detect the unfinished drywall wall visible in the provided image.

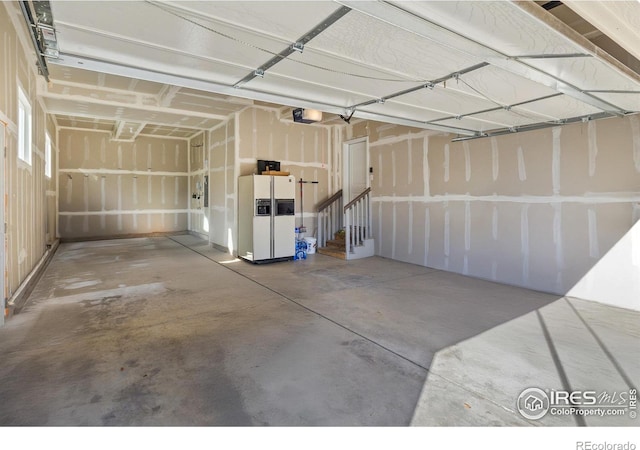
[57,129,188,239]
[237,106,330,237]
[200,106,331,253]
[567,218,640,310]
[207,119,236,252]
[1,3,57,304]
[346,115,640,310]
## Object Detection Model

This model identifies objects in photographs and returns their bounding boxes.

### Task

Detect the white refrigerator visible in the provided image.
[238,175,296,263]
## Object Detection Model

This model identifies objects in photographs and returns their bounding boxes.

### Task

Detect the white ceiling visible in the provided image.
[28,1,640,140]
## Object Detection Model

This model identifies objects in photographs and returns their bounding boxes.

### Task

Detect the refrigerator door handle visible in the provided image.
[270,176,275,259]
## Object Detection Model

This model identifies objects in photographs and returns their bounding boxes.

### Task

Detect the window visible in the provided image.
[18,86,32,165]
[45,133,52,178]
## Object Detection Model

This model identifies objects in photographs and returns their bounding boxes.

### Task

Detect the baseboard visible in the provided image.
[188,230,208,241]
[211,242,230,254]
[8,239,60,316]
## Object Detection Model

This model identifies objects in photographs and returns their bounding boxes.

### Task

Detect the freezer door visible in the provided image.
[253,175,272,199]
[273,215,295,258]
[237,175,254,260]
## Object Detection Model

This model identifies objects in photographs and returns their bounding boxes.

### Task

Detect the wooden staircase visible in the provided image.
[317,234,347,259]
[317,226,370,260]
[317,187,374,260]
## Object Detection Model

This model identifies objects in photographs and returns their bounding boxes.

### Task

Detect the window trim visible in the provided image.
[45,132,52,178]
[18,85,32,165]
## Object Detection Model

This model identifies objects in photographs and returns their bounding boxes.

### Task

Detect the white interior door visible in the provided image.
[343,138,369,203]
[1,122,5,327]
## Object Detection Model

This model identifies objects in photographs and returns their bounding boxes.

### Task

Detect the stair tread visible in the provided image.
[318,246,346,253]
[317,247,347,260]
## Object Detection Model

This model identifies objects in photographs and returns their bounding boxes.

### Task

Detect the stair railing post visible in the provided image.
[319,209,324,247]
[359,201,362,243]
[362,198,366,243]
[345,207,351,255]
[360,197,365,242]
[333,203,337,240]
[366,192,370,239]
[356,202,358,245]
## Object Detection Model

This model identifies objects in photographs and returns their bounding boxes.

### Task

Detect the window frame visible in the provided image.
[17,85,32,165]
[45,132,52,178]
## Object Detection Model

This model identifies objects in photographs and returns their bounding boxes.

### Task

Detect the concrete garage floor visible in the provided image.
[0,234,637,426]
